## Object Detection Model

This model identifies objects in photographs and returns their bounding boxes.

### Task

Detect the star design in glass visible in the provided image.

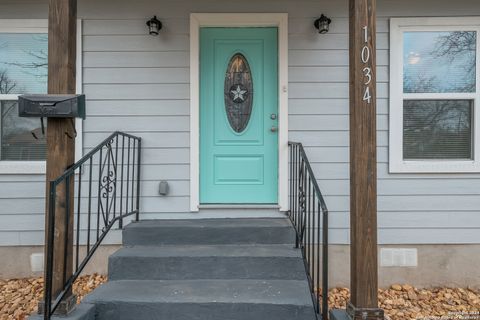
[231,85,247,102]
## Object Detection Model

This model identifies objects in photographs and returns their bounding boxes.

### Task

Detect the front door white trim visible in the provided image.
[189,13,288,212]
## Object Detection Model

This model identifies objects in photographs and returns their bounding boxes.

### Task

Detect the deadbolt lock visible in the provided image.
[270,114,277,120]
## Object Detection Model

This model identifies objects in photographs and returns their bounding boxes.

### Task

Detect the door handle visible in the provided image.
[270,126,278,132]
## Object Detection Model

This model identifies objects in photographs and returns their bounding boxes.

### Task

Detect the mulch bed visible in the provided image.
[0,274,106,320]
[0,277,479,320]
[329,285,480,320]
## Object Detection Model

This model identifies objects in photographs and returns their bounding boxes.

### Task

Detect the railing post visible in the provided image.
[119,135,125,229]
[76,166,82,271]
[322,208,329,320]
[63,177,72,286]
[136,138,142,221]
[294,145,299,249]
[96,147,103,241]
[44,181,56,319]
[125,138,131,226]
[288,144,292,219]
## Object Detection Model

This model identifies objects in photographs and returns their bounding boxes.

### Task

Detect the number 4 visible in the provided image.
[363,87,371,104]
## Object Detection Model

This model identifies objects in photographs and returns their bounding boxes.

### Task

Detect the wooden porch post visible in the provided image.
[347,0,384,319]
[43,0,77,314]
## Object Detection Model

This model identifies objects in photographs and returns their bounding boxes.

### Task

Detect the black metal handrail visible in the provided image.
[44,131,141,319]
[288,141,329,320]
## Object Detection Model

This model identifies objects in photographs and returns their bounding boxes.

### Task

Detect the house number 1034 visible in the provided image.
[361,26,372,104]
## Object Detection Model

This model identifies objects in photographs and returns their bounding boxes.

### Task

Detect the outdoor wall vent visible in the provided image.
[30,253,44,273]
[380,248,418,267]
[159,181,169,196]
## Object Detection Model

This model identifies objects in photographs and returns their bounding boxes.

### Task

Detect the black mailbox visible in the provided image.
[18,94,86,119]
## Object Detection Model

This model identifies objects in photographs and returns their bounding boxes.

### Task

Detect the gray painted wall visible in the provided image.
[1,0,480,245]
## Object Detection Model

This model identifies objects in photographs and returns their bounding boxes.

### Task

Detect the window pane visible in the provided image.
[224,53,253,133]
[1,101,46,161]
[403,31,476,93]
[0,33,48,94]
[403,100,472,160]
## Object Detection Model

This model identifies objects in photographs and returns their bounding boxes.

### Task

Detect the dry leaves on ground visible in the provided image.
[1,278,479,320]
[328,285,480,320]
[0,274,106,320]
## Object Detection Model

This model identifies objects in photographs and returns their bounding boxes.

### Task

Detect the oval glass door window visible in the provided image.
[224,53,253,133]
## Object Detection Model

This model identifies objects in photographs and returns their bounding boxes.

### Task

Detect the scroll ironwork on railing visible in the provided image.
[288,141,329,320]
[43,131,141,319]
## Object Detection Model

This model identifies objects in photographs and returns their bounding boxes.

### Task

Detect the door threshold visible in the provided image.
[198,204,281,209]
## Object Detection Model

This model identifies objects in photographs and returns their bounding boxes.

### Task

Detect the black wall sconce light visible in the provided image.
[314,14,332,34]
[147,16,162,35]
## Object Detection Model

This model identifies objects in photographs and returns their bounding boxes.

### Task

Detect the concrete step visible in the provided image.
[108,244,306,281]
[123,218,296,246]
[83,279,317,320]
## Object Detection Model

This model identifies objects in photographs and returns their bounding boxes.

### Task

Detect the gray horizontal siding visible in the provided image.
[83,52,189,68]
[0,230,122,246]
[0,0,480,246]
[84,68,190,84]
[83,116,189,132]
[85,132,190,147]
[3,211,480,232]
[84,100,190,116]
[289,66,390,83]
[83,84,189,100]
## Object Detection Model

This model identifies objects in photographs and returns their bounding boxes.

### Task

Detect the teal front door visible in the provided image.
[200,27,278,204]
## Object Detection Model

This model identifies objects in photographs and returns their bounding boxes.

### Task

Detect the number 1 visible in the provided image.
[363,26,368,43]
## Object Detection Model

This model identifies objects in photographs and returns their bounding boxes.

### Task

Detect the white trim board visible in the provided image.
[0,19,83,175]
[189,13,289,212]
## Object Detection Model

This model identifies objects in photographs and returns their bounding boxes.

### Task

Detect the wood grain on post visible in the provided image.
[44,0,77,306]
[348,0,384,319]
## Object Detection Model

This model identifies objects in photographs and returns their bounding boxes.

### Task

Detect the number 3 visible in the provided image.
[363,67,372,85]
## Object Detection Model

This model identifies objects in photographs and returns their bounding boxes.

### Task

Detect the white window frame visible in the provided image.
[390,17,480,173]
[0,19,83,174]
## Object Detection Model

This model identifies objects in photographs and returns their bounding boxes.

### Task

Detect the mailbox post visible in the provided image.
[18,93,85,315]
[45,0,78,313]
[39,0,78,314]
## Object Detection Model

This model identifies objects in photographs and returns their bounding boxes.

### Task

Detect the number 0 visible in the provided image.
[361,46,370,63]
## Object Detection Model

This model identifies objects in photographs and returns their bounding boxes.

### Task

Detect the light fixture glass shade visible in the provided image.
[148,23,158,35]
[318,20,329,34]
